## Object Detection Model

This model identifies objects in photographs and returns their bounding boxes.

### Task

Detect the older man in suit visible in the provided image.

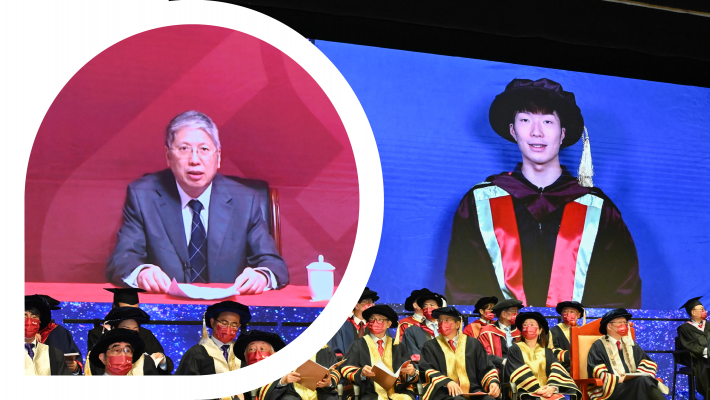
[106,110,288,293]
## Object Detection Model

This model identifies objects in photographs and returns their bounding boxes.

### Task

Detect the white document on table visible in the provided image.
[167,278,240,300]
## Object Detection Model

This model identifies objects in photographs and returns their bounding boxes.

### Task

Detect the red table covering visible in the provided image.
[25,282,334,307]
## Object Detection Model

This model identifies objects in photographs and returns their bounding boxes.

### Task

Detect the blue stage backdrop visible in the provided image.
[315,40,710,310]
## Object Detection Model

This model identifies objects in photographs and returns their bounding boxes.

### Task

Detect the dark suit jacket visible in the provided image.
[106,169,288,286]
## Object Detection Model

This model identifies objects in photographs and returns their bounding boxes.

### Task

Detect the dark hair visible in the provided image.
[477,302,495,315]
[509,90,566,128]
[537,329,549,348]
[495,307,519,318]
[25,306,41,317]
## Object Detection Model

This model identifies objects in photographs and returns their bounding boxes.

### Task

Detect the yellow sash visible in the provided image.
[363,335,411,400]
[516,342,548,387]
[202,339,241,374]
[293,353,319,400]
[435,335,469,393]
[24,342,51,376]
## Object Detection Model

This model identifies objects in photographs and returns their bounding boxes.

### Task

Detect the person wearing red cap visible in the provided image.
[340,305,418,400]
[462,296,498,339]
[444,78,641,309]
[587,309,668,400]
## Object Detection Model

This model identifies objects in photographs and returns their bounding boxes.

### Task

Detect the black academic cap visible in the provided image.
[103,307,151,327]
[515,312,550,335]
[362,305,399,328]
[555,301,585,317]
[89,328,145,365]
[25,295,52,331]
[432,306,463,321]
[416,292,445,309]
[359,287,379,303]
[599,308,633,335]
[233,330,286,363]
[474,296,499,314]
[680,296,704,316]
[492,299,524,316]
[404,288,432,312]
[205,301,252,328]
[38,295,62,311]
[104,288,146,306]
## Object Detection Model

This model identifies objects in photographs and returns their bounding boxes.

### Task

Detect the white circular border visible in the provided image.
[8,1,382,398]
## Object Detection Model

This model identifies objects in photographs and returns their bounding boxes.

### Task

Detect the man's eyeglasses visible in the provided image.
[169,145,217,158]
[610,321,629,327]
[107,344,134,356]
[215,319,240,329]
[368,317,389,323]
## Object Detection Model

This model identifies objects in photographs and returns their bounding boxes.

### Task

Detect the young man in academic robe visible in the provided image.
[340,305,418,400]
[444,78,641,309]
[478,299,523,370]
[87,328,159,375]
[240,331,339,400]
[676,296,710,398]
[86,307,173,375]
[328,287,379,358]
[587,308,669,400]
[546,300,584,371]
[506,312,580,399]
[419,306,501,400]
[395,288,434,343]
[401,292,445,358]
[463,296,498,339]
[175,300,251,375]
[24,296,71,375]
[28,294,83,374]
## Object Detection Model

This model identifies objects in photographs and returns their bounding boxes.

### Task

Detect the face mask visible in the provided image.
[423,307,436,320]
[106,355,133,375]
[484,311,495,321]
[615,324,629,336]
[361,303,374,311]
[369,320,387,335]
[246,351,271,366]
[25,318,40,339]
[522,326,539,340]
[213,324,238,343]
[701,311,708,320]
[508,314,517,324]
[563,313,578,327]
[438,321,456,337]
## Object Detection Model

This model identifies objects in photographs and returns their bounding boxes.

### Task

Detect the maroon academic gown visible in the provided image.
[444,164,640,308]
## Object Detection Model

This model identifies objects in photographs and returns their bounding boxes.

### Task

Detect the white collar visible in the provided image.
[350,313,365,326]
[176,181,213,210]
[210,335,229,348]
[412,313,424,323]
[369,332,387,343]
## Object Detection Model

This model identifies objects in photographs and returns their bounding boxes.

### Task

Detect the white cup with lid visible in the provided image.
[306,255,335,301]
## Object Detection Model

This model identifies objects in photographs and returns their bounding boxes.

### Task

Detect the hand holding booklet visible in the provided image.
[371,360,411,391]
[295,359,346,390]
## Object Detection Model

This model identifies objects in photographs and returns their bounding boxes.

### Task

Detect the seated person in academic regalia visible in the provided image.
[24,296,71,375]
[175,300,251,375]
[35,295,84,375]
[86,307,173,374]
[419,306,501,400]
[587,308,669,400]
[239,331,339,400]
[87,288,165,365]
[505,312,580,399]
[478,299,523,370]
[401,292,445,358]
[87,328,159,375]
[395,288,434,343]
[463,296,498,339]
[328,287,379,358]
[546,300,584,372]
[340,305,418,400]
[677,296,710,398]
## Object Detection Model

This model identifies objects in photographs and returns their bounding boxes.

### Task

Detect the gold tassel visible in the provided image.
[577,127,594,187]
[198,311,209,345]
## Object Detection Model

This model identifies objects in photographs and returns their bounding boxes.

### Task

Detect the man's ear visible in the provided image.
[509,124,518,142]
[216,149,221,169]
[165,146,171,167]
[99,353,107,365]
[560,127,566,144]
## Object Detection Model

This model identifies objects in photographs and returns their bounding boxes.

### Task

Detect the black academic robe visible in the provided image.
[87,326,174,374]
[419,335,499,400]
[41,324,84,374]
[402,325,435,358]
[444,164,641,308]
[328,318,369,357]
[340,336,417,400]
[478,322,521,371]
[25,342,71,375]
[677,321,710,396]
[548,323,571,370]
[505,343,580,399]
[258,347,340,400]
[587,337,667,400]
